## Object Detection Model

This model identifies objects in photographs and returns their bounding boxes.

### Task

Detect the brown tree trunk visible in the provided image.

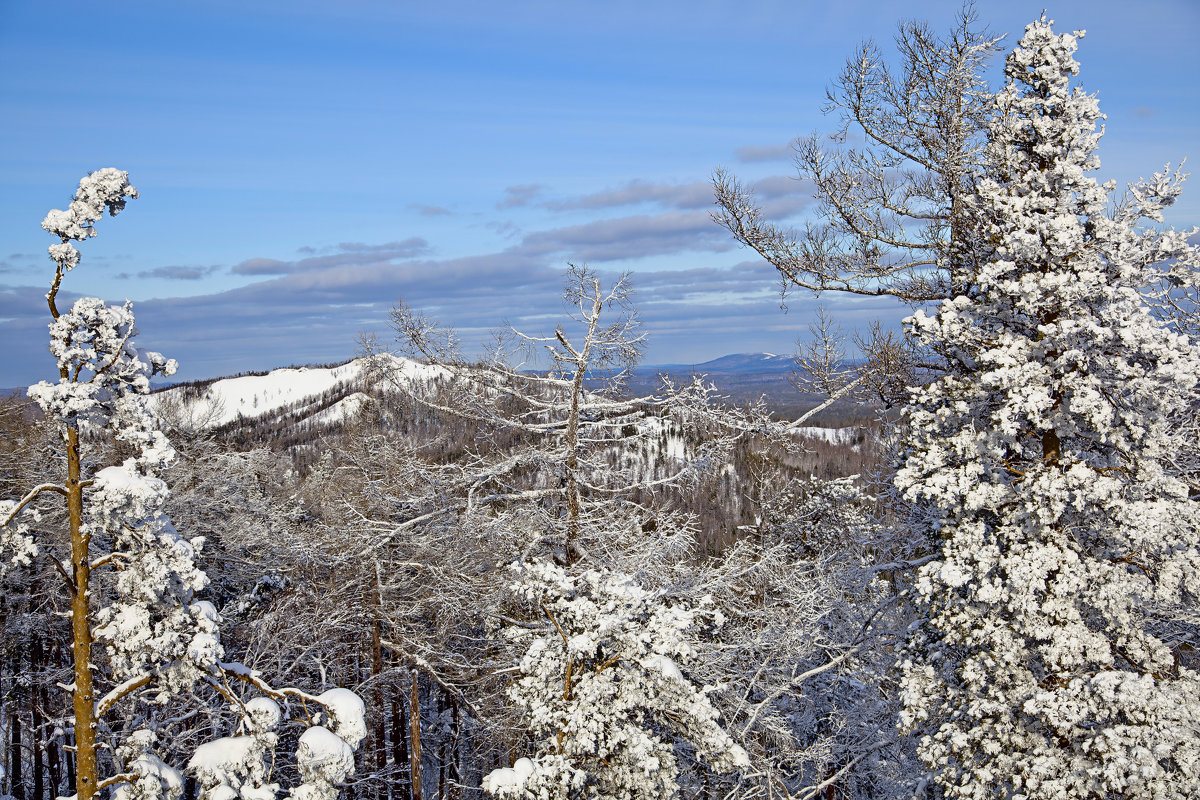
[67,427,98,800]
[408,670,422,800]
[1042,429,1061,464]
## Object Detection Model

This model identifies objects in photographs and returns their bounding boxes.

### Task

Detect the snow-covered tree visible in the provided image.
[387,265,662,565]
[379,267,829,797]
[482,563,748,800]
[896,19,1200,799]
[0,170,363,800]
[699,475,924,800]
[386,264,787,568]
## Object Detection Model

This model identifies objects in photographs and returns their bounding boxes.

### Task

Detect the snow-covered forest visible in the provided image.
[3,11,1199,800]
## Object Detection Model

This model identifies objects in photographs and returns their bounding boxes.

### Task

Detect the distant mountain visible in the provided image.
[622,352,822,416]
[641,352,796,375]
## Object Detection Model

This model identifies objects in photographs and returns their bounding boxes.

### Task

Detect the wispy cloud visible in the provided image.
[232,238,429,275]
[520,210,729,261]
[545,180,714,211]
[408,204,453,216]
[736,141,795,163]
[497,184,545,209]
[537,175,811,222]
[0,253,42,275]
[121,265,222,281]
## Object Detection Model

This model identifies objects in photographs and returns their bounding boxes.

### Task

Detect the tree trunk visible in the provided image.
[368,589,385,800]
[30,639,44,800]
[563,349,587,564]
[67,427,98,800]
[408,670,422,800]
[447,697,460,800]
[1042,429,1061,464]
[64,730,75,794]
[11,679,25,800]
[392,684,410,800]
[41,640,61,799]
[436,692,445,800]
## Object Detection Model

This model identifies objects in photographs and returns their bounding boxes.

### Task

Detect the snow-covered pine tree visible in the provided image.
[0,170,364,800]
[896,19,1200,799]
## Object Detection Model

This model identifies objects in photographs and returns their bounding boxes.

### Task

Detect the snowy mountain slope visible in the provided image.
[790,426,858,446]
[306,391,375,427]
[150,354,446,430]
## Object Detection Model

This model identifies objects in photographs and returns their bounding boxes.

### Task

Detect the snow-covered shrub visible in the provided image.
[189,728,279,800]
[484,562,748,800]
[292,727,357,800]
[0,498,38,578]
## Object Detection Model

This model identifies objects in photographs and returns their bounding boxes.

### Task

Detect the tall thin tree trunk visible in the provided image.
[11,678,25,800]
[436,692,445,800]
[408,670,422,800]
[563,353,585,563]
[67,427,98,800]
[63,730,75,794]
[447,697,459,800]
[30,639,44,800]
[41,638,61,799]
[45,726,60,800]
[391,684,410,800]
[368,585,385,800]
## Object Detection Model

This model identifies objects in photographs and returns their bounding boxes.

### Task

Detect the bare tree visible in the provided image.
[713,5,1001,304]
[387,264,702,565]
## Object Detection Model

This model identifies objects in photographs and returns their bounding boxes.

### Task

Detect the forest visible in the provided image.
[2,11,1199,800]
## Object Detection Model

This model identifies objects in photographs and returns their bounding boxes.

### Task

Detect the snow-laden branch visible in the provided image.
[738,646,860,737]
[1,482,68,526]
[379,640,478,717]
[787,374,867,429]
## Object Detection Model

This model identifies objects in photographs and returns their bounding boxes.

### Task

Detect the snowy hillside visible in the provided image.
[790,426,858,446]
[150,354,447,429]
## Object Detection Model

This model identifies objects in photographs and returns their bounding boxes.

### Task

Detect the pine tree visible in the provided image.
[896,18,1200,799]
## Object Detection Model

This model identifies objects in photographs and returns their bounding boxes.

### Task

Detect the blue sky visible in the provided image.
[3,0,1198,385]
